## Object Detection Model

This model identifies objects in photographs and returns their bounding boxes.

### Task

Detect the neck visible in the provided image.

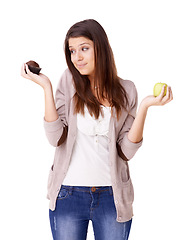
[88,73,95,82]
[88,75,97,92]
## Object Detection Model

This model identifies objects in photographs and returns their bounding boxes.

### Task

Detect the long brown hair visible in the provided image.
[64,19,129,120]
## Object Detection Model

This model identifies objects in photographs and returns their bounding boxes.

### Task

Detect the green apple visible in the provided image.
[153,82,167,97]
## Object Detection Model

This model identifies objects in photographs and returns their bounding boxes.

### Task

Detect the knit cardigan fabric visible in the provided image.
[44,68,143,222]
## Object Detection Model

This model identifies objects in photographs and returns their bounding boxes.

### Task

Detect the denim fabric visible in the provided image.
[49,185,132,240]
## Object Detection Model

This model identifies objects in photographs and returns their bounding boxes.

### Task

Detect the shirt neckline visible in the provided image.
[100,105,111,108]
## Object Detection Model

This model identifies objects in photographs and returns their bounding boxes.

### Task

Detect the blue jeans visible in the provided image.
[49,185,132,240]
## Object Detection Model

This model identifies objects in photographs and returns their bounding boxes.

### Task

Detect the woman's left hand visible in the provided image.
[141,85,173,109]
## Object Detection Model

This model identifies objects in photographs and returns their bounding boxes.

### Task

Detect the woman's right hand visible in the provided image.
[20,63,51,90]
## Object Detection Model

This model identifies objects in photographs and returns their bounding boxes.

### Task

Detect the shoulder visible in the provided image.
[59,68,73,85]
[119,78,138,107]
[119,78,137,95]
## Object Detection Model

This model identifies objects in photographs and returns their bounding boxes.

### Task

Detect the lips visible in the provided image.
[77,63,87,68]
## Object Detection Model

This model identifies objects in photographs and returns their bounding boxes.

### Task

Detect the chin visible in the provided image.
[78,69,90,76]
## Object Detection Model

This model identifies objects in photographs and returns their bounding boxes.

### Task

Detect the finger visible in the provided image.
[21,63,26,73]
[157,85,166,101]
[21,63,29,77]
[25,64,36,78]
[169,86,173,101]
[162,86,170,101]
[166,86,173,103]
[21,63,35,81]
[162,86,173,104]
[159,86,168,105]
[25,63,30,74]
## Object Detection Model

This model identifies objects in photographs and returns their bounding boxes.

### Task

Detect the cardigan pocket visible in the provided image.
[121,162,130,184]
[121,182,134,204]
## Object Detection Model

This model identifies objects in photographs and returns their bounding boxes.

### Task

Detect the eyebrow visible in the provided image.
[69,42,91,48]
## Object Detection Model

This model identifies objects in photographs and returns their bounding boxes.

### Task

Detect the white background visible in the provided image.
[0,0,194,239]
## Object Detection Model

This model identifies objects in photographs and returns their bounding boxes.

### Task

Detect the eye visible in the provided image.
[69,49,75,54]
[82,47,89,51]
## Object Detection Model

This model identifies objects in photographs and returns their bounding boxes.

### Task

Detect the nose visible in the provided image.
[75,50,83,61]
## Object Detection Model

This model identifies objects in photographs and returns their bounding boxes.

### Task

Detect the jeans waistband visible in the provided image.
[61,185,113,194]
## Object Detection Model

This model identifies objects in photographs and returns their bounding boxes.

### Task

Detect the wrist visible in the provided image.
[43,81,52,92]
[139,100,149,111]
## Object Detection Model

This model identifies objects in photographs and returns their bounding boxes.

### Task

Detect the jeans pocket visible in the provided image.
[57,187,70,200]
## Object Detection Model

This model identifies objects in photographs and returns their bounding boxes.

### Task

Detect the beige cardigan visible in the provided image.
[44,68,142,222]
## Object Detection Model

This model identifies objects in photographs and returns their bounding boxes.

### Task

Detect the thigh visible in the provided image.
[49,187,89,240]
[92,190,132,240]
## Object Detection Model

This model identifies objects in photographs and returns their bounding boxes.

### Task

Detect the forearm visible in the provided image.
[127,102,148,143]
[127,84,173,143]
[44,84,59,122]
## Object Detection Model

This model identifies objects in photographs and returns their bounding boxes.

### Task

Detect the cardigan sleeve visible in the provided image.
[43,70,68,147]
[117,81,143,161]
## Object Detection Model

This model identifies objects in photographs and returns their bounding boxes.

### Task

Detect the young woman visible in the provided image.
[21,19,173,240]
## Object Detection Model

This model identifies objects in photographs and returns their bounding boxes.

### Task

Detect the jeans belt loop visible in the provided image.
[69,186,73,195]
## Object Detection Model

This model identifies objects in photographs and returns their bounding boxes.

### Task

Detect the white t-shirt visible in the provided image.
[62,105,112,186]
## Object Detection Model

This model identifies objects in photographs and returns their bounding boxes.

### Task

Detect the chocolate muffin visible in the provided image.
[25,60,41,74]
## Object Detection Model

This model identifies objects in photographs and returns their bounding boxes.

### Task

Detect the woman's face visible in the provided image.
[68,37,95,79]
